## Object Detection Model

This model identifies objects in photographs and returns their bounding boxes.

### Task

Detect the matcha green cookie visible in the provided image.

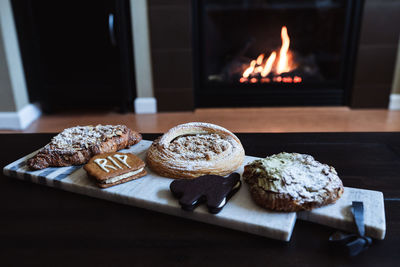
[243,152,344,212]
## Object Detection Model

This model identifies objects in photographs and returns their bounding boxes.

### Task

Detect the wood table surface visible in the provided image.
[1,133,399,266]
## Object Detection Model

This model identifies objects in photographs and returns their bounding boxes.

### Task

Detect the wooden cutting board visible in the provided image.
[3,140,386,241]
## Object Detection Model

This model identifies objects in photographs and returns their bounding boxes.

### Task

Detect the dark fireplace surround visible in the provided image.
[193,0,362,107]
[148,0,400,111]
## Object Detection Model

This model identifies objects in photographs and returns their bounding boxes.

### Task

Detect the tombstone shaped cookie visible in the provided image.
[84,152,146,188]
[170,172,241,214]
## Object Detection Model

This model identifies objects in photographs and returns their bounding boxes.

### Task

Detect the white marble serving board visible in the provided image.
[298,187,386,239]
[3,140,386,241]
[3,140,296,241]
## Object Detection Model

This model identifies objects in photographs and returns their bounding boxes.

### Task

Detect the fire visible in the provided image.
[261,52,276,77]
[256,54,264,65]
[240,26,300,84]
[276,26,290,74]
[243,60,256,78]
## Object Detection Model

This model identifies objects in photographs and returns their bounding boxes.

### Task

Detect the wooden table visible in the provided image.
[1,133,399,266]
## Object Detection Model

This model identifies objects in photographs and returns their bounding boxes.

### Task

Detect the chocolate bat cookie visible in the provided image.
[170,173,241,214]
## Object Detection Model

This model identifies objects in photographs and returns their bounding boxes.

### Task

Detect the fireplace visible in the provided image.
[193,0,364,107]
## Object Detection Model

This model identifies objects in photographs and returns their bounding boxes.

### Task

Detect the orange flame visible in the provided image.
[276,26,290,74]
[256,54,265,65]
[241,26,300,83]
[243,60,256,78]
[261,51,276,77]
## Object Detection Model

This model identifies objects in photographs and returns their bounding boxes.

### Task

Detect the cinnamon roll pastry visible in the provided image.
[146,122,245,179]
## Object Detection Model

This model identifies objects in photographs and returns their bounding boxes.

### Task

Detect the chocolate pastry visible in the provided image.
[170,172,241,214]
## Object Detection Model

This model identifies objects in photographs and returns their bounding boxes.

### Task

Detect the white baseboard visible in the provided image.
[134,97,157,114]
[0,103,41,130]
[389,94,400,110]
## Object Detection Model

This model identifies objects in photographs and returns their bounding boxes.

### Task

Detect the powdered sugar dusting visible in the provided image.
[45,125,126,152]
[147,122,245,177]
[245,152,343,204]
[168,134,229,161]
[168,122,233,134]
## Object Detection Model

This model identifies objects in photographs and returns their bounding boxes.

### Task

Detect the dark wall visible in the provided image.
[148,0,194,111]
[351,0,400,108]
